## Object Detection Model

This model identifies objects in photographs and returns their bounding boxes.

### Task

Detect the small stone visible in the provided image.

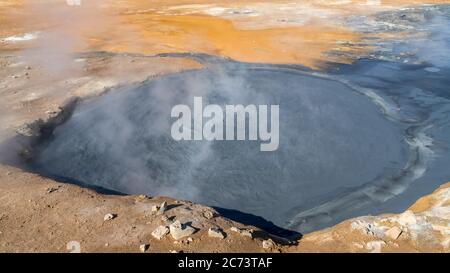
[105,243,109,247]
[230,227,254,239]
[169,250,178,253]
[169,220,196,240]
[262,239,275,249]
[103,213,116,221]
[203,210,215,219]
[385,226,402,240]
[161,215,169,222]
[208,227,226,239]
[136,194,147,200]
[151,205,160,214]
[139,244,149,253]
[151,225,169,240]
[366,240,386,253]
[158,201,168,215]
[187,237,193,242]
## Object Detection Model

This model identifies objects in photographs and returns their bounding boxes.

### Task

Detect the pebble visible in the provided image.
[203,210,215,219]
[262,239,275,249]
[151,205,159,214]
[139,244,149,253]
[208,227,226,239]
[103,213,116,221]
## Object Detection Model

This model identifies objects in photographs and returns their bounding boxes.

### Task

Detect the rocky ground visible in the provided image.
[0,163,448,253]
[0,0,449,252]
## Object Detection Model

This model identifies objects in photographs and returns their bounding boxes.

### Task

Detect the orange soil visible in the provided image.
[2,0,450,68]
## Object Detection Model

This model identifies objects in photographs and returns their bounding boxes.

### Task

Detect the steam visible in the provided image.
[21,0,114,78]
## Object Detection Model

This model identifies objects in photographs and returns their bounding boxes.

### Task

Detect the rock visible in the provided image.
[385,226,402,240]
[46,186,60,194]
[139,244,149,253]
[262,239,275,249]
[161,215,169,222]
[366,240,386,253]
[230,227,254,239]
[151,225,169,240]
[103,213,116,221]
[169,220,196,240]
[158,201,168,215]
[397,210,417,226]
[208,227,226,239]
[203,210,215,219]
[16,123,40,137]
[151,205,160,214]
[136,194,148,201]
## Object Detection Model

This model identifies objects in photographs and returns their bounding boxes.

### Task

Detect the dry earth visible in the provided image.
[0,0,449,252]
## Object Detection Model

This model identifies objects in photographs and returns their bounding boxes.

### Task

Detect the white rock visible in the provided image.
[151,205,160,214]
[397,210,417,226]
[158,201,168,215]
[103,213,116,221]
[208,227,225,239]
[366,240,386,253]
[152,225,169,240]
[230,227,253,238]
[262,239,275,249]
[139,244,149,253]
[385,226,402,240]
[169,220,196,240]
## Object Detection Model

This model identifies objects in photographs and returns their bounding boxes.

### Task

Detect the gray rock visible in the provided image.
[169,220,196,240]
[158,201,168,215]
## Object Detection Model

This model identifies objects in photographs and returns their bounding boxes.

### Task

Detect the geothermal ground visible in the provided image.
[0,0,449,253]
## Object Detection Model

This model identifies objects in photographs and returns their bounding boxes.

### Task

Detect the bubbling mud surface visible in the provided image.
[29,63,415,233]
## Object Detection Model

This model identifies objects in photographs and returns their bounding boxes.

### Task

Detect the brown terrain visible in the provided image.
[0,0,449,252]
